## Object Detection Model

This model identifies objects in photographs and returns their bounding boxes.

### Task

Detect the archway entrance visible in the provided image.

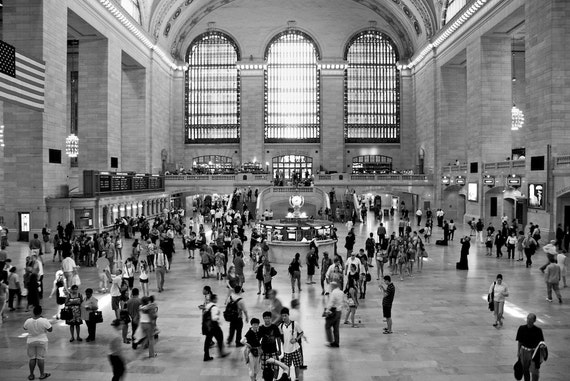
[272,155,313,183]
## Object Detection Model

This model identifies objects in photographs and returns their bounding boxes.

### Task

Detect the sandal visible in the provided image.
[39,374,51,380]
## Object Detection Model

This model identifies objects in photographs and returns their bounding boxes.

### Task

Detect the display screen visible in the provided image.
[528,183,545,209]
[84,171,165,196]
[468,182,478,202]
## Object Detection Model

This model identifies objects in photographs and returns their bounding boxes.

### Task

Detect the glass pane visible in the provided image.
[345,31,400,143]
[265,31,320,142]
[186,32,240,143]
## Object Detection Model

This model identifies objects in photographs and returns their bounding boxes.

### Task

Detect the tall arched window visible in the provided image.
[344,31,400,143]
[120,0,142,24]
[185,31,240,143]
[264,31,320,143]
[442,0,467,25]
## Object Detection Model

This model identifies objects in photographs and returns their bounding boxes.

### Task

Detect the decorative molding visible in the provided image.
[407,0,436,37]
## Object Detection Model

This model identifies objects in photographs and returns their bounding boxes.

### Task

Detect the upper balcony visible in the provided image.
[165,172,434,194]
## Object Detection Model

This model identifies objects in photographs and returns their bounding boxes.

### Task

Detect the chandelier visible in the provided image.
[65,133,79,157]
[511,105,524,131]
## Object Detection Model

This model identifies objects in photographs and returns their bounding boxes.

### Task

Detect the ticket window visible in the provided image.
[75,209,94,230]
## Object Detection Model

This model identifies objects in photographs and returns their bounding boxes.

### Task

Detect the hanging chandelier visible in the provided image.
[65,133,79,157]
[511,105,524,131]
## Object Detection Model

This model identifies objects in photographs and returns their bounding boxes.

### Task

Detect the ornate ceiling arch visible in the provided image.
[146,0,441,60]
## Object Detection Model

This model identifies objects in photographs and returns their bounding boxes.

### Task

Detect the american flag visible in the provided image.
[0,40,45,112]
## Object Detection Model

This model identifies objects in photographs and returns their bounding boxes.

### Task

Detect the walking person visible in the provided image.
[289,253,302,294]
[225,286,248,347]
[516,313,545,381]
[139,296,158,358]
[258,311,282,376]
[324,281,343,347]
[544,255,563,303]
[305,247,318,284]
[557,251,567,288]
[343,270,359,327]
[320,252,332,295]
[202,294,228,361]
[379,275,395,334]
[506,232,517,260]
[489,274,509,327]
[154,249,169,292]
[23,305,52,380]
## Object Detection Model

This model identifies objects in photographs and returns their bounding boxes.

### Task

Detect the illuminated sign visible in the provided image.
[456,176,466,186]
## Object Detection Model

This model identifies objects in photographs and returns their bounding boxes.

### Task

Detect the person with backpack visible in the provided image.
[202,294,229,361]
[225,286,249,347]
[279,307,305,381]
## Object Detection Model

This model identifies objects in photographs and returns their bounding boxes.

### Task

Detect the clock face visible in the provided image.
[290,195,304,207]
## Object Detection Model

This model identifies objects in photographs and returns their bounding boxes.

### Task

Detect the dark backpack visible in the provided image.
[201,305,214,335]
[223,297,241,322]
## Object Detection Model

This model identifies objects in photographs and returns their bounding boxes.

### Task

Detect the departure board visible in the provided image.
[83,171,165,197]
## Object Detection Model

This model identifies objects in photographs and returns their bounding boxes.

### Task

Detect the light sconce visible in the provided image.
[65,133,79,157]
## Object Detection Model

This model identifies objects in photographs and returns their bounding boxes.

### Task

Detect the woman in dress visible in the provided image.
[49,270,67,319]
[489,274,509,327]
[396,243,407,281]
[115,235,123,264]
[139,261,149,297]
[343,265,359,327]
[457,236,471,270]
[81,287,99,341]
[65,284,84,342]
[306,248,318,284]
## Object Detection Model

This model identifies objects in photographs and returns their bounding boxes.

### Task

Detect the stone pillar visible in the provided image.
[320,67,345,173]
[438,65,467,169]
[525,0,570,153]
[466,35,512,163]
[77,38,122,174]
[239,66,264,166]
[121,66,147,172]
[2,0,68,234]
[399,69,416,171]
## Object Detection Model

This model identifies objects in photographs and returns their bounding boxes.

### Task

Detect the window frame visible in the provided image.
[344,30,400,144]
[185,31,241,144]
[264,30,321,144]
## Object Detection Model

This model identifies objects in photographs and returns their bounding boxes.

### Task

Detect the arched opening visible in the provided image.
[351,155,392,174]
[192,155,233,174]
[272,155,313,185]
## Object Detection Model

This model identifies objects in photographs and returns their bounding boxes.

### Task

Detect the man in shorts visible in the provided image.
[379,275,395,334]
[279,308,305,381]
[23,305,52,380]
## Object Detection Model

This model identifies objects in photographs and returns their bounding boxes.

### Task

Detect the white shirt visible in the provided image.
[110,274,122,297]
[280,320,302,354]
[345,256,362,275]
[327,288,344,310]
[62,257,76,272]
[23,317,51,343]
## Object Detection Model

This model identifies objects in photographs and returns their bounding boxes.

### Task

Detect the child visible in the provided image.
[485,233,494,256]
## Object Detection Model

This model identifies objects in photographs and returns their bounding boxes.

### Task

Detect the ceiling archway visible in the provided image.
[146,0,441,60]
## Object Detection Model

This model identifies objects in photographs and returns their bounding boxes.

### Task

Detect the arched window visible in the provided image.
[120,0,142,24]
[192,155,233,174]
[185,31,240,144]
[264,31,320,143]
[352,155,393,174]
[344,31,400,143]
[272,155,313,181]
[442,0,467,25]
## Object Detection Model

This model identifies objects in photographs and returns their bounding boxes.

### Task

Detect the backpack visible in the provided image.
[223,297,242,322]
[202,305,214,335]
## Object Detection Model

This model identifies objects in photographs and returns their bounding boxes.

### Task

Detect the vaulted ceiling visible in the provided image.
[137,0,444,61]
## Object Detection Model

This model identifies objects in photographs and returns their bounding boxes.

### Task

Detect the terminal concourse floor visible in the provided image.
[1,215,569,381]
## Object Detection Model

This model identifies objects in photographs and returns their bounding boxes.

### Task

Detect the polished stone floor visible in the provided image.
[1,215,569,381]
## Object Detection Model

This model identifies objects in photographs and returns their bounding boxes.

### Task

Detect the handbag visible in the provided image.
[89,310,103,324]
[60,307,73,321]
[513,358,523,380]
[365,273,372,282]
[488,282,495,311]
[270,267,277,277]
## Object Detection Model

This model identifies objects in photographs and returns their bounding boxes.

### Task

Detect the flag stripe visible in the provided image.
[0,50,45,111]
[15,53,45,71]
[0,90,44,111]
[0,77,44,99]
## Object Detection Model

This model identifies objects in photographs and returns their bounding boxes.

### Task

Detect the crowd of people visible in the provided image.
[1,198,568,380]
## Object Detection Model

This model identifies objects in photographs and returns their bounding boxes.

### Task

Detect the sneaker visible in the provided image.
[546,298,553,302]
[559,298,563,304]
